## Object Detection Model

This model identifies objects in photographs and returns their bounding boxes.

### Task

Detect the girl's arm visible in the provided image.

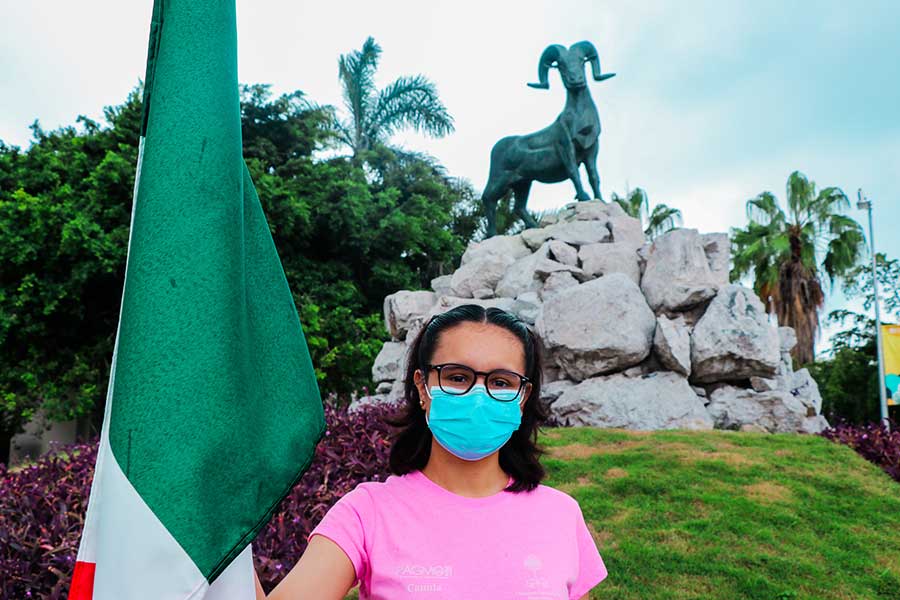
[265,534,356,600]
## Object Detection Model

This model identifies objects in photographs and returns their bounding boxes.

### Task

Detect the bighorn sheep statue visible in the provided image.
[481,41,615,238]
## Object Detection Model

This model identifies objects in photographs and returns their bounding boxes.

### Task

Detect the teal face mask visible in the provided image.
[424,383,523,461]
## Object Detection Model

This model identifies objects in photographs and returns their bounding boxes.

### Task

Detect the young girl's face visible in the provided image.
[414,321,532,415]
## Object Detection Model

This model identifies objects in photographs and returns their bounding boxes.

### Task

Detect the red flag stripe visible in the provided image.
[68,561,96,600]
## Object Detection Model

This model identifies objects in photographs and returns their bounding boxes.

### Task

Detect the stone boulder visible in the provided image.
[578,242,641,284]
[384,290,437,340]
[449,253,516,298]
[641,228,719,312]
[372,341,408,383]
[460,234,532,266]
[788,368,823,415]
[690,285,780,383]
[550,371,714,430]
[511,291,542,325]
[705,385,809,433]
[495,242,553,298]
[547,240,579,266]
[430,274,452,296]
[700,232,730,287]
[536,272,656,380]
[653,314,692,376]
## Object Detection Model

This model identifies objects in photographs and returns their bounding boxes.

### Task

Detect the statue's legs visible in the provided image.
[482,196,499,238]
[513,181,540,229]
[555,139,591,201]
[481,180,506,238]
[584,143,604,201]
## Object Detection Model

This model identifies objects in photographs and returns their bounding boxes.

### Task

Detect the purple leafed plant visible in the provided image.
[0,399,401,598]
[0,441,98,600]
[818,416,900,482]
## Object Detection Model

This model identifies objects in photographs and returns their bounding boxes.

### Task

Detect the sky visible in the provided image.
[2,0,899,354]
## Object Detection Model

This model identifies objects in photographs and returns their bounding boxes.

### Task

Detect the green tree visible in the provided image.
[1,82,478,461]
[808,253,900,424]
[335,36,454,159]
[611,187,682,240]
[0,88,144,463]
[730,170,866,365]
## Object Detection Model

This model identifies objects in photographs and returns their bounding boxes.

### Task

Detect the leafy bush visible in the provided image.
[0,441,96,599]
[0,398,399,598]
[818,416,900,482]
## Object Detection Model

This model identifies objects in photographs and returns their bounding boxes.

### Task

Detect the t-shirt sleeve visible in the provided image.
[568,500,608,599]
[307,485,373,586]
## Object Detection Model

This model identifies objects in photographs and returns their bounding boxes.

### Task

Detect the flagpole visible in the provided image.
[857,188,890,432]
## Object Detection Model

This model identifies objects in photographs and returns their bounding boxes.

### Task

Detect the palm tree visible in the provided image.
[730,170,867,365]
[335,37,454,159]
[611,187,683,240]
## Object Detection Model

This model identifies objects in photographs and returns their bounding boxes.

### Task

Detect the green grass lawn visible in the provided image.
[344,426,900,600]
[541,426,900,599]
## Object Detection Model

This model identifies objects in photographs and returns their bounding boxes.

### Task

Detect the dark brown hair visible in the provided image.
[384,303,549,492]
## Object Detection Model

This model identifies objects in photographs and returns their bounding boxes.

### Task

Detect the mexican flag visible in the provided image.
[67,1,326,598]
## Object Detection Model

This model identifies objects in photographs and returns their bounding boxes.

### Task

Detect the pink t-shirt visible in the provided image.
[307,469,608,599]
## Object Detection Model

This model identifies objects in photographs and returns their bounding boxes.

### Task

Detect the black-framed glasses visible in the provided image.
[425,363,530,402]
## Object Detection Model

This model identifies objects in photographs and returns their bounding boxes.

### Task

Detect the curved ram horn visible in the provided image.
[527,44,566,90]
[569,40,616,82]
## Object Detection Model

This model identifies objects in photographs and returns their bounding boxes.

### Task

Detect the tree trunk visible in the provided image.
[0,429,12,466]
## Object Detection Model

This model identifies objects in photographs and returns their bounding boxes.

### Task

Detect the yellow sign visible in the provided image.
[884,324,900,406]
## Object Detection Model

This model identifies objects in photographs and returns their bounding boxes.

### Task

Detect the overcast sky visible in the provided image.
[2,0,898,353]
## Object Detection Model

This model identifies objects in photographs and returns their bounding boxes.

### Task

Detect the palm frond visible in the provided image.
[645,203,682,240]
[369,74,455,143]
[338,36,382,152]
[746,191,784,226]
[822,214,866,288]
[809,185,850,229]
[786,170,814,224]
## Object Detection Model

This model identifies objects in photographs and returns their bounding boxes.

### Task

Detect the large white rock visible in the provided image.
[460,234,532,266]
[533,257,589,282]
[578,242,642,284]
[653,314,692,376]
[540,270,580,300]
[522,219,613,248]
[511,291,542,325]
[539,379,577,410]
[799,414,831,434]
[700,232,730,287]
[536,272,656,380]
[788,368,823,415]
[690,285,780,383]
[495,242,553,298]
[424,295,517,320]
[430,274,452,296]
[705,385,809,433]
[548,240,579,266]
[372,341,408,383]
[550,371,714,430]
[560,200,645,248]
[449,253,516,298]
[384,290,437,340]
[641,228,719,312]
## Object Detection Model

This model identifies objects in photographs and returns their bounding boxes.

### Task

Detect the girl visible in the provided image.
[258,304,607,599]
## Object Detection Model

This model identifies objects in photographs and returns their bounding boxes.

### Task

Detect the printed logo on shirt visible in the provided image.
[516,554,564,599]
[397,563,453,593]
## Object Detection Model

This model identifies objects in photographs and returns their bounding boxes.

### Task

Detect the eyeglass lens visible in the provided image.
[438,364,522,401]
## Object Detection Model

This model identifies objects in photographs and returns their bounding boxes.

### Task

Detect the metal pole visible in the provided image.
[859,189,890,432]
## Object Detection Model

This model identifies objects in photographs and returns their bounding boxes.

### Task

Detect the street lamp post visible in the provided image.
[857,188,890,432]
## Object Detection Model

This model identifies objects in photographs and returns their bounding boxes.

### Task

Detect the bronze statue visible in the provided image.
[481,41,615,238]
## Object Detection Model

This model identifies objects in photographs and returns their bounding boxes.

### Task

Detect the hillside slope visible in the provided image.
[541,426,900,600]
